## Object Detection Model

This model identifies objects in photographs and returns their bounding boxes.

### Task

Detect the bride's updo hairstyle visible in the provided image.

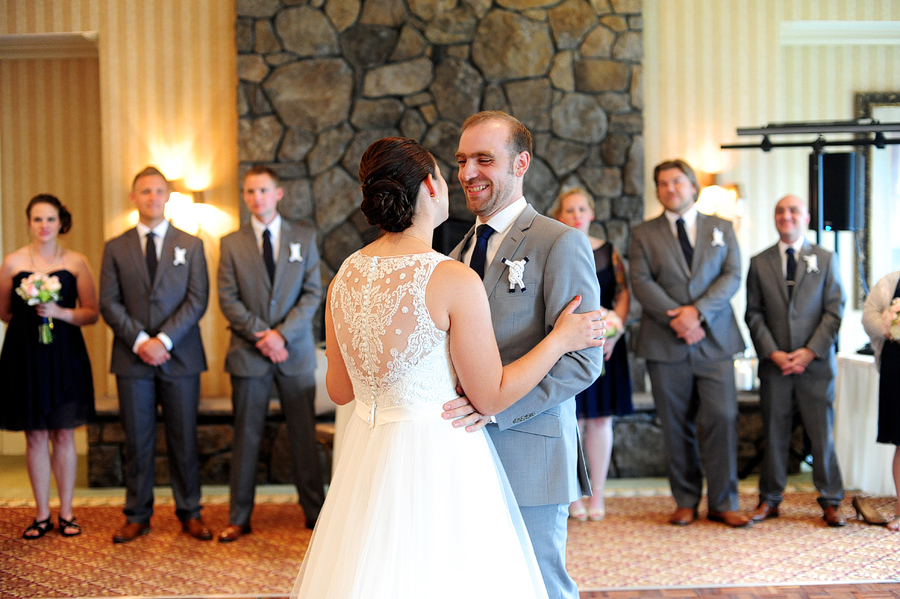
[358,137,436,233]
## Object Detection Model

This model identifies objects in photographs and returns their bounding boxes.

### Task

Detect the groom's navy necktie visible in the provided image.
[470,224,494,279]
[145,231,158,283]
[262,229,276,283]
[676,218,693,271]
[786,247,797,299]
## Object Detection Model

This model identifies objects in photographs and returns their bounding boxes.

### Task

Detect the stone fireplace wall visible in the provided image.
[236,0,645,301]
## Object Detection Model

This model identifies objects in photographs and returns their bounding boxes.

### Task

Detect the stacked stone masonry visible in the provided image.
[236,0,645,301]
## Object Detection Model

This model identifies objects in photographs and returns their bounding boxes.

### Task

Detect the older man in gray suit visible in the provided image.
[100,166,211,543]
[745,194,845,526]
[449,111,604,599]
[630,159,749,527]
[216,166,324,542]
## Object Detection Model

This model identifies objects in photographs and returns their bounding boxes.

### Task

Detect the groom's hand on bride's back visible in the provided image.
[442,390,490,433]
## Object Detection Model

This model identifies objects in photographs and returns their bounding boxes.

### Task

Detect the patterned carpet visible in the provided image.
[1,490,899,598]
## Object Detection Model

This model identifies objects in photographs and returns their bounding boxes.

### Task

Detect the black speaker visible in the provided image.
[808,152,863,231]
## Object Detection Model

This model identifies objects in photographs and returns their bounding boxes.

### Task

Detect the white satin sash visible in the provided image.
[353,398,457,428]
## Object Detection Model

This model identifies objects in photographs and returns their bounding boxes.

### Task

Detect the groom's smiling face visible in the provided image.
[456,121,520,221]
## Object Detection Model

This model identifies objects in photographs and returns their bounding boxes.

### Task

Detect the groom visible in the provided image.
[448,111,604,599]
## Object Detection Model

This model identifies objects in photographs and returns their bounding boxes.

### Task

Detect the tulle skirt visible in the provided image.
[291,399,548,599]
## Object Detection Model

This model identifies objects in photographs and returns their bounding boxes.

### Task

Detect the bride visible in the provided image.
[291,137,604,599]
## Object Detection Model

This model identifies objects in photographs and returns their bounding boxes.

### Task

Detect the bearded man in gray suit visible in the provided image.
[630,159,749,528]
[217,166,324,542]
[100,166,212,543]
[745,194,845,526]
[447,111,604,599]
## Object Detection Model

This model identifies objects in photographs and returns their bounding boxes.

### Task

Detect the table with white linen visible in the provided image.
[833,353,896,497]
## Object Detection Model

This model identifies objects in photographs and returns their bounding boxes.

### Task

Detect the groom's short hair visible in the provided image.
[461,111,532,161]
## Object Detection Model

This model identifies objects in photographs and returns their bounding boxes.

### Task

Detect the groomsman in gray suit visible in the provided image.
[217,166,324,542]
[450,111,604,599]
[745,194,845,526]
[100,166,212,543]
[630,159,749,528]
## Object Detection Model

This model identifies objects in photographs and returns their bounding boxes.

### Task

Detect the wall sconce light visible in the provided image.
[164,179,206,235]
[697,175,743,231]
[170,178,205,203]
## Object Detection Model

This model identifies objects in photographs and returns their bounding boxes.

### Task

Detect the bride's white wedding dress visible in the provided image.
[291,250,548,599]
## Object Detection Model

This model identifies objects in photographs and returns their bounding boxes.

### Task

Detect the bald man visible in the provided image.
[745,194,846,526]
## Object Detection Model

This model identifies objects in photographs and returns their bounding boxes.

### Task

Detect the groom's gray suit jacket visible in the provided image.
[451,204,604,506]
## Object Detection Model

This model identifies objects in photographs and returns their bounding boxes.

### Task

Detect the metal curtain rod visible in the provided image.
[737,119,900,136]
[722,136,900,151]
[721,119,900,152]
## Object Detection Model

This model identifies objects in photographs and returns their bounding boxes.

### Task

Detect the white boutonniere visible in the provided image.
[711,227,725,247]
[803,254,819,274]
[289,242,303,263]
[173,246,187,266]
[501,257,529,292]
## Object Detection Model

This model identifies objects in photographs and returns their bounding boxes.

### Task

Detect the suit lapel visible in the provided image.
[483,206,534,295]
[455,227,475,262]
[274,220,292,291]
[692,215,714,276]
[655,216,690,278]
[794,240,811,292]
[155,226,177,287]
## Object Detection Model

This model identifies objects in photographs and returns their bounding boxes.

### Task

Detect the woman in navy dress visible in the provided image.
[554,188,633,521]
[0,195,98,538]
[862,270,900,530]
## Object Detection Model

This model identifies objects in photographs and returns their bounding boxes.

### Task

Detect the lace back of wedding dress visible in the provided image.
[294,249,549,599]
[330,251,458,409]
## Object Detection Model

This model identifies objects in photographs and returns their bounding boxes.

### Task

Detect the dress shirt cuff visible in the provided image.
[132,331,150,354]
[156,332,173,351]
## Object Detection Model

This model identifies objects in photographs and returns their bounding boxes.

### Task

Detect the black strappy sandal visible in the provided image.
[59,516,82,537]
[23,517,53,540]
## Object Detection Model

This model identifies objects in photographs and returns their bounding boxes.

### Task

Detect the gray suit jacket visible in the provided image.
[218,219,322,378]
[99,225,208,377]
[630,212,745,363]
[745,241,844,378]
[451,204,604,506]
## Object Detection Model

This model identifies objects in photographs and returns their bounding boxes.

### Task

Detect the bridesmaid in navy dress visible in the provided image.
[553,188,633,522]
[0,195,98,538]
[862,270,900,530]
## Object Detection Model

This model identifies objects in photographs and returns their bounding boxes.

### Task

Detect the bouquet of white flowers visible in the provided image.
[16,273,62,344]
[883,297,900,342]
